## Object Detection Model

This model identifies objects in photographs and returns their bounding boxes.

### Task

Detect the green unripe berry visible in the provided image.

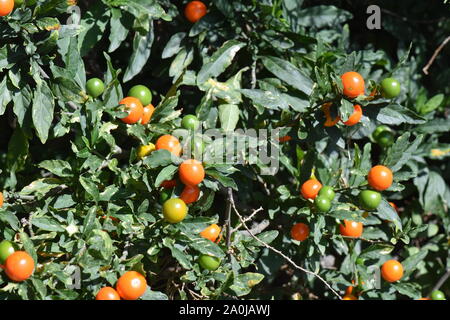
[181,115,200,130]
[318,186,335,201]
[315,196,331,212]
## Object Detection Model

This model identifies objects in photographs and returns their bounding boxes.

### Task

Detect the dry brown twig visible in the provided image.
[423,36,450,75]
[228,192,342,299]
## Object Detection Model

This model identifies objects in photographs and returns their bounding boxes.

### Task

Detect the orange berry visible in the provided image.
[339,220,363,238]
[184,1,207,23]
[279,135,292,143]
[180,185,200,204]
[341,71,365,98]
[118,97,144,124]
[155,135,182,157]
[322,103,340,127]
[116,271,147,300]
[160,179,177,189]
[343,105,362,126]
[0,0,14,17]
[381,260,403,282]
[199,224,221,242]
[290,223,310,241]
[96,287,121,300]
[5,251,35,282]
[389,202,398,213]
[178,159,205,186]
[342,294,358,300]
[300,179,322,199]
[140,104,155,125]
[368,165,393,191]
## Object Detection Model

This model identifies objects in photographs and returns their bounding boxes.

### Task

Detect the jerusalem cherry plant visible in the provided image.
[0,0,449,300]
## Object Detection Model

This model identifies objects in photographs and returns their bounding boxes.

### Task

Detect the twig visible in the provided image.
[239,219,270,236]
[231,207,263,233]
[251,58,257,89]
[119,236,133,261]
[423,36,450,75]
[225,188,233,250]
[228,193,342,299]
[21,218,35,237]
[67,102,79,111]
[429,269,450,295]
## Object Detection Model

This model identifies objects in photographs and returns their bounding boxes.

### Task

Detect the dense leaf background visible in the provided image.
[0,0,449,300]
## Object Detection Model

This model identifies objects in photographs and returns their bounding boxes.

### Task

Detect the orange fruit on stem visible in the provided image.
[0,191,3,208]
[300,179,322,199]
[381,260,403,282]
[118,97,144,124]
[0,0,14,16]
[184,1,207,23]
[180,185,200,204]
[341,71,365,98]
[160,179,177,189]
[368,165,393,191]
[279,135,292,143]
[155,135,182,157]
[5,251,35,282]
[339,220,363,238]
[290,223,310,241]
[200,224,221,242]
[343,105,362,126]
[96,287,121,300]
[116,271,147,300]
[389,202,398,213]
[322,103,340,127]
[140,104,155,125]
[179,159,205,186]
[342,294,358,300]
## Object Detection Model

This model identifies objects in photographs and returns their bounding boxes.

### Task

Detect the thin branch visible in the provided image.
[231,206,263,233]
[429,269,450,295]
[228,193,342,299]
[67,102,79,111]
[225,188,233,250]
[423,36,450,75]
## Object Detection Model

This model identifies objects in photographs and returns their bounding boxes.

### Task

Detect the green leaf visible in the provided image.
[79,176,100,202]
[0,210,20,230]
[123,24,154,82]
[141,288,169,300]
[31,217,65,232]
[197,40,245,85]
[32,82,55,144]
[142,149,175,169]
[162,32,186,59]
[261,56,313,95]
[420,94,444,114]
[376,199,402,230]
[205,169,238,190]
[38,160,72,177]
[155,165,178,187]
[376,104,426,125]
[391,282,421,299]
[108,8,130,53]
[218,104,240,131]
[359,244,394,260]
[20,231,38,264]
[78,1,110,56]
[382,133,423,171]
[295,5,353,28]
[0,77,12,115]
[229,273,264,296]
